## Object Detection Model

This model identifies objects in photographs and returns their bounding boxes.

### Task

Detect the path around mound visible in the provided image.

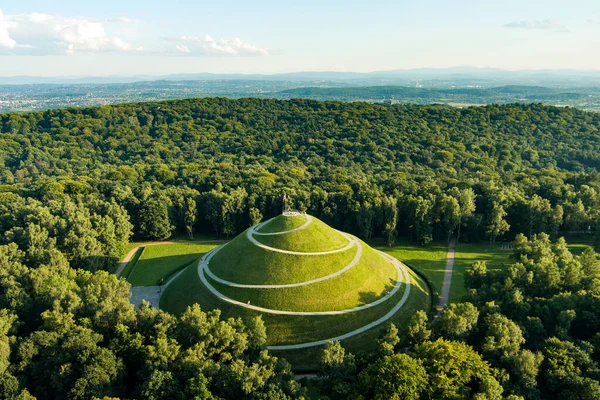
[196,249,412,349]
[253,214,313,236]
[198,246,407,315]
[437,239,456,313]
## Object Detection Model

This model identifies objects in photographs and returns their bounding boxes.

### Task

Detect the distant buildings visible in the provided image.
[383,96,399,105]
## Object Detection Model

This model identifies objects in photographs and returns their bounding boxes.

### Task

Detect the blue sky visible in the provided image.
[0,0,599,76]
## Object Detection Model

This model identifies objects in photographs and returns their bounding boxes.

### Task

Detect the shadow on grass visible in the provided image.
[128,253,205,286]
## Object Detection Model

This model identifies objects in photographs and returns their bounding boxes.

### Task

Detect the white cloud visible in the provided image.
[0,9,268,57]
[503,19,568,33]
[165,35,269,56]
[0,10,140,55]
[0,9,17,49]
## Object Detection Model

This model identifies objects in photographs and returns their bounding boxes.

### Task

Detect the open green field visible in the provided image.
[128,243,219,286]
[371,239,448,299]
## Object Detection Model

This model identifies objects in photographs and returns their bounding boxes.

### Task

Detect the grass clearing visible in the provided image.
[128,243,218,286]
[371,238,448,298]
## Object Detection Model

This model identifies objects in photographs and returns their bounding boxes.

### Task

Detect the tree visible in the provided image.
[249,207,263,226]
[139,193,174,240]
[381,196,398,247]
[407,310,431,345]
[319,341,356,399]
[487,202,510,244]
[412,339,503,400]
[357,354,428,400]
[378,323,400,356]
[184,197,197,240]
[434,302,479,340]
[481,313,525,358]
[455,188,476,243]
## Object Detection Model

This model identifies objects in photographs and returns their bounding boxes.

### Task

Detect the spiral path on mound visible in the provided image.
[195,214,412,349]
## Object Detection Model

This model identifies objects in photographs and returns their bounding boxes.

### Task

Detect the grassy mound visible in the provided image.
[160,213,429,356]
[211,243,397,311]
[160,261,429,351]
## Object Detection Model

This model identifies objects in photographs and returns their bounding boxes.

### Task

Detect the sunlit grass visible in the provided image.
[127,243,218,286]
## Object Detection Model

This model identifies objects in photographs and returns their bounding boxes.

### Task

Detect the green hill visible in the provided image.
[161,213,427,349]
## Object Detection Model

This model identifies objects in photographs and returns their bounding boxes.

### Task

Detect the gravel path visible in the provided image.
[128,266,187,309]
[437,239,456,313]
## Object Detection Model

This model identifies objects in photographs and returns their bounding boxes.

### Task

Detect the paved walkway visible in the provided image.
[437,239,456,313]
[128,267,187,309]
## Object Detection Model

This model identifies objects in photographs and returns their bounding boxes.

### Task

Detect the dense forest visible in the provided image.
[2,98,600,247]
[2,98,600,398]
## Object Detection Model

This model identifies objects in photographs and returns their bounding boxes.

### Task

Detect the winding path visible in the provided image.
[253,214,313,236]
[437,239,456,313]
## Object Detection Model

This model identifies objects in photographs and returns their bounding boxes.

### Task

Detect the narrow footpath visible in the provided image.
[437,239,456,313]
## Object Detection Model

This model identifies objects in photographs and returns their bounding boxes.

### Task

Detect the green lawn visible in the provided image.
[120,247,144,279]
[210,245,398,312]
[127,243,219,286]
[371,239,448,299]
[258,214,308,233]
[567,242,593,256]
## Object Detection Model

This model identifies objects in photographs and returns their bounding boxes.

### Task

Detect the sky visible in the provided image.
[0,0,599,76]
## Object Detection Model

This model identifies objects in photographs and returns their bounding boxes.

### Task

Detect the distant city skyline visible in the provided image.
[1,0,600,76]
